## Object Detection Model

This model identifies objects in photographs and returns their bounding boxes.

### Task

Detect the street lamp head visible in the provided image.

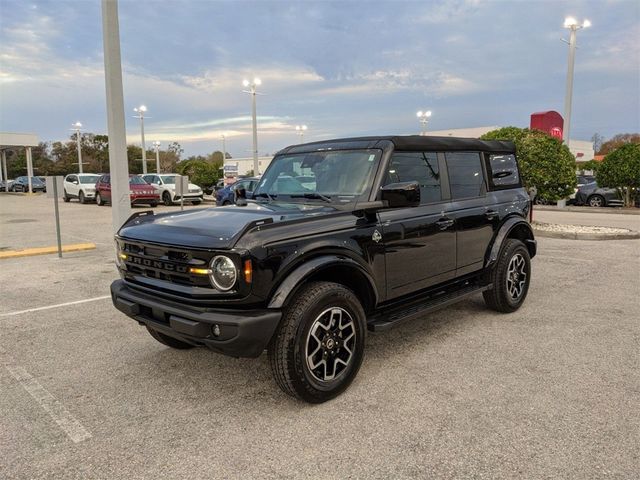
[582,19,591,28]
[72,122,82,128]
[416,111,423,118]
[242,79,250,87]
[417,110,432,118]
[253,77,262,86]
[302,124,308,131]
[134,105,147,113]
[564,17,578,28]
[425,110,432,117]
[153,141,161,147]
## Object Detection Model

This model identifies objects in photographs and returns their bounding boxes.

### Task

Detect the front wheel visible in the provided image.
[163,191,173,206]
[268,281,366,403]
[588,195,604,208]
[79,191,86,204]
[63,190,70,202]
[483,239,531,313]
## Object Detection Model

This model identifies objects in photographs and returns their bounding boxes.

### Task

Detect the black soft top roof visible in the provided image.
[279,135,515,155]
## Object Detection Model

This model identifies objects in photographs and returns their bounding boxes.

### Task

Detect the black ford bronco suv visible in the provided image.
[111,136,536,403]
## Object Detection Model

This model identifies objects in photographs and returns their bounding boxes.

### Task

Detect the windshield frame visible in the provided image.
[253,148,383,205]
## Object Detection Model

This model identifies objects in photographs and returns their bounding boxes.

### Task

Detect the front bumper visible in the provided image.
[111,280,281,357]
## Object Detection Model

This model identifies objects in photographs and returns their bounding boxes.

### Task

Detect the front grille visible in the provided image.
[121,241,212,288]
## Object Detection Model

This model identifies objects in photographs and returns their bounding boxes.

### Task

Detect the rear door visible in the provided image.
[444,152,494,276]
[378,151,457,299]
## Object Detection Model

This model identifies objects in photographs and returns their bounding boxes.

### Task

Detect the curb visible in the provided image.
[534,205,640,215]
[0,243,97,259]
[532,229,640,241]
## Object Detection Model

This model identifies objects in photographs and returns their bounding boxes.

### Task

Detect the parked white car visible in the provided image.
[141,174,203,206]
[63,173,101,203]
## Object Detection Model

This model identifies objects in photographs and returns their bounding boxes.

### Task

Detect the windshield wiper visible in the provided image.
[290,192,332,203]
[253,192,275,201]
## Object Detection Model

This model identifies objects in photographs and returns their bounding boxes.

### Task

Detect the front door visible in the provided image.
[378,151,457,299]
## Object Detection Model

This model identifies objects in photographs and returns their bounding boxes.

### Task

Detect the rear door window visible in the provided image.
[445,152,485,199]
[486,154,520,189]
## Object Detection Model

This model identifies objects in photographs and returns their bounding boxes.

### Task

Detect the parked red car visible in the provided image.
[95,174,160,207]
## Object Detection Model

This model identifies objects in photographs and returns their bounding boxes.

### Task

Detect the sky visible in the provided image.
[0,0,638,157]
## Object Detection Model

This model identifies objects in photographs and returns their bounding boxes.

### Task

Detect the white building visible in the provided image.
[224,156,274,177]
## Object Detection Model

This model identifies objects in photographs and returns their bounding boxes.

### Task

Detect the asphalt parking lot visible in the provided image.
[1,194,639,479]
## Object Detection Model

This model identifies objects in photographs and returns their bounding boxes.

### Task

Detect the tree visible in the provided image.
[591,133,604,154]
[176,158,219,188]
[481,127,576,201]
[597,143,640,207]
[578,159,600,173]
[597,133,640,155]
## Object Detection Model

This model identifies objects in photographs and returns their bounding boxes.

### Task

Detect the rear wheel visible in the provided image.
[96,192,105,206]
[588,195,605,207]
[163,191,173,206]
[146,327,195,349]
[149,201,158,207]
[268,281,366,403]
[483,239,531,313]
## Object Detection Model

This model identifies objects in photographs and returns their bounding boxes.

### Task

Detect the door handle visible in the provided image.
[485,210,499,220]
[436,218,454,230]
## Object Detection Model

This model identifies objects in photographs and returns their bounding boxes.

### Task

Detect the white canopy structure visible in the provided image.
[0,132,39,192]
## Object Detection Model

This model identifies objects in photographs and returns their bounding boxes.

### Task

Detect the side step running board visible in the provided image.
[367,284,491,332]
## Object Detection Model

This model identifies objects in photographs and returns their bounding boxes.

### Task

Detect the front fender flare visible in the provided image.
[267,255,378,309]
[485,217,536,268]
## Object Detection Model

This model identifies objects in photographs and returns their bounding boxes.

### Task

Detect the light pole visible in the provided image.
[72,122,84,173]
[153,141,161,173]
[562,17,591,148]
[220,134,226,163]
[416,110,432,136]
[242,78,262,175]
[295,125,308,143]
[133,105,148,174]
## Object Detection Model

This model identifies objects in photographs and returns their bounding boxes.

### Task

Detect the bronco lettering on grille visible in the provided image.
[128,255,189,274]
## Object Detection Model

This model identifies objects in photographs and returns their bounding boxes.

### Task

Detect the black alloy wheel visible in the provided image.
[268,281,366,403]
[483,239,531,313]
[588,195,604,208]
[163,191,173,206]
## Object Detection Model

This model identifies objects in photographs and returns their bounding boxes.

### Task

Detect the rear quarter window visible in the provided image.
[486,154,520,189]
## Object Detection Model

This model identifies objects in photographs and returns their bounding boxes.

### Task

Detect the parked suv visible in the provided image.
[63,173,101,203]
[215,177,259,205]
[141,174,203,206]
[9,176,46,193]
[96,174,160,207]
[111,136,536,402]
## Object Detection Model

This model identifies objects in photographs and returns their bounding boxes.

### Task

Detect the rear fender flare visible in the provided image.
[485,217,536,268]
[268,255,378,309]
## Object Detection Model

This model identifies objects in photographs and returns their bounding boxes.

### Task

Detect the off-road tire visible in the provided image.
[79,191,86,204]
[63,190,70,202]
[268,281,366,403]
[146,326,195,349]
[483,239,531,313]
[96,192,105,206]
[163,191,173,206]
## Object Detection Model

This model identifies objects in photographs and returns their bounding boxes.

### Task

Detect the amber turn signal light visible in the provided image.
[243,259,252,284]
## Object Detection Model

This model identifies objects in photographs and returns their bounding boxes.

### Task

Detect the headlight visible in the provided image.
[209,255,237,291]
[114,240,126,268]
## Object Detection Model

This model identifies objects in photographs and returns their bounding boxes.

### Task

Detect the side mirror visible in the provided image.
[381,181,420,208]
[73,180,79,185]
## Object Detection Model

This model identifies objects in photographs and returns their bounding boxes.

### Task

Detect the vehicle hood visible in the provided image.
[118,201,338,249]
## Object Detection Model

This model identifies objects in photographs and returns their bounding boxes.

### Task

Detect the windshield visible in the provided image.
[79,175,99,184]
[129,176,148,185]
[253,149,381,203]
[160,175,176,184]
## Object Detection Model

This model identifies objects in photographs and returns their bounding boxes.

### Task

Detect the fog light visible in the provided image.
[212,324,221,337]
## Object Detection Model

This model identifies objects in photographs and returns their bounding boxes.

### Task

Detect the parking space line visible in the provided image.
[6,366,92,443]
[0,296,111,317]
